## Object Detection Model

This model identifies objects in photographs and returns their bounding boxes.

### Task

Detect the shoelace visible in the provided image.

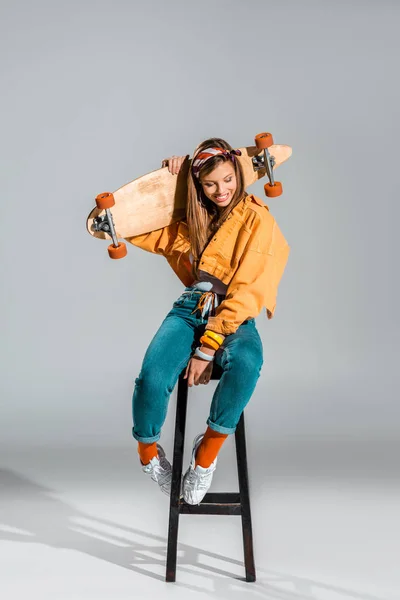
[187,466,212,488]
[158,454,170,470]
[152,456,171,485]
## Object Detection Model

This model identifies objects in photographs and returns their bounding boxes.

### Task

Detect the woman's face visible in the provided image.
[200,161,237,209]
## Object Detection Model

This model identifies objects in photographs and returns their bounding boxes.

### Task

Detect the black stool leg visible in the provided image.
[166,369,188,582]
[235,412,256,582]
[165,363,256,583]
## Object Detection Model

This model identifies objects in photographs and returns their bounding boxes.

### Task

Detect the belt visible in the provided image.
[182,283,225,319]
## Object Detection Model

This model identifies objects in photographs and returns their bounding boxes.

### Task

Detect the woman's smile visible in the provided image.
[214,192,230,202]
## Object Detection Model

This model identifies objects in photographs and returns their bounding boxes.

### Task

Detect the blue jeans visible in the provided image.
[131,285,264,443]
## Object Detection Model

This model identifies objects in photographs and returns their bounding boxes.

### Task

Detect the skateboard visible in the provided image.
[86,132,292,259]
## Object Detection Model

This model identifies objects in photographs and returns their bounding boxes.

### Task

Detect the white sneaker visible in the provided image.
[182,433,217,505]
[140,443,184,498]
[140,443,173,497]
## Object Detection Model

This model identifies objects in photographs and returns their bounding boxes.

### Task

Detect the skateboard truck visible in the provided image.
[253,133,283,197]
[92,213,115,237]
[252,152,275,176]
[94,193,128,259]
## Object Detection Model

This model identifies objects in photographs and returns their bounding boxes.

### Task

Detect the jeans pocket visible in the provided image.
[173,293,191,307]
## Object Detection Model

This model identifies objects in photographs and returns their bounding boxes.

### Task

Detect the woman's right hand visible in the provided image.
[161,155,187,175]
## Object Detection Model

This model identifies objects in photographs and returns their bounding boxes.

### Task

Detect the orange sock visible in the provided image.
[138,441,158,465]
[195,427,228,468]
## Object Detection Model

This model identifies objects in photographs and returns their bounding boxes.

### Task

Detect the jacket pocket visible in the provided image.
[216,225,251,269]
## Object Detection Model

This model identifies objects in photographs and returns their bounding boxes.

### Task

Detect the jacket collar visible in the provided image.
[246,193,269,210]
[234,193,268,217]
[231,193,252,218]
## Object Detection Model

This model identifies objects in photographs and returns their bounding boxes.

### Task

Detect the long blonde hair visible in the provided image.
[179,137,247,280]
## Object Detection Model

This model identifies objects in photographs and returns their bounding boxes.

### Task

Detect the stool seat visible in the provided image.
[166,361,256,582]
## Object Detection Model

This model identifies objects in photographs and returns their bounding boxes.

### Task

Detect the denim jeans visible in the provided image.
[131,285,264,443]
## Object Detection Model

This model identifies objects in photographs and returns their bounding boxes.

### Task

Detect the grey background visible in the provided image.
[0,1,399,598]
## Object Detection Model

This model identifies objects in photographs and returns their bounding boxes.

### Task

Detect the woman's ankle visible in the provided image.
[138,441,158,465]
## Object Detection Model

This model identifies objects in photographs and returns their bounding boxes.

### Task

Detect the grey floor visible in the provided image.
[0,440,398,600]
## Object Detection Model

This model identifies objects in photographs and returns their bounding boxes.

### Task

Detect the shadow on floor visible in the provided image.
[0,468,386,599]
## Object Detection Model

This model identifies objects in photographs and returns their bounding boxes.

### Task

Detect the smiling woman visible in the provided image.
[129,136,290,506]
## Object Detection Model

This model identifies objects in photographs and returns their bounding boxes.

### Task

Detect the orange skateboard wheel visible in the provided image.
[255,132,274,149]
[108,242,127,259]
[264,181,283,197]
[96,192,115,210]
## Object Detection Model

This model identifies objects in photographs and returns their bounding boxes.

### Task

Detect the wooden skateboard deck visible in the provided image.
[86,144,292,241]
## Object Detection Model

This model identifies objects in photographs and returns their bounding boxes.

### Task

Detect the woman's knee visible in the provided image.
[134,367,167,396]
[134,357,188,397]
[226,343,263,377]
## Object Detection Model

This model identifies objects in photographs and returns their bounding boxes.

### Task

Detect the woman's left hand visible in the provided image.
[184,357,214,387]
[161,155,187,174]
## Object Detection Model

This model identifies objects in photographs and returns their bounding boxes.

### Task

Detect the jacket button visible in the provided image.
[214,237,217,241]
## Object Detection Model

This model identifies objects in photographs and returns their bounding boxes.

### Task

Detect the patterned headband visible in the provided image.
[191,146,242,179]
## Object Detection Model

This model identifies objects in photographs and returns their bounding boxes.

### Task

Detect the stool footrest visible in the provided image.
[180,492,241,515]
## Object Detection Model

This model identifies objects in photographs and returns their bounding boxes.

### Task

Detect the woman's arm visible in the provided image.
[124,221,185,256]
[207,215,290,336]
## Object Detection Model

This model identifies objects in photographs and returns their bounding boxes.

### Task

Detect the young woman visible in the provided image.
[127,137,290,505]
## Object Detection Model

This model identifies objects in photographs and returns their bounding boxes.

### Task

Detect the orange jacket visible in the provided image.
[125,194,290,336]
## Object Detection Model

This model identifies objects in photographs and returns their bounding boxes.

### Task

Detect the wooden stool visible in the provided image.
[166,361,256,582]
